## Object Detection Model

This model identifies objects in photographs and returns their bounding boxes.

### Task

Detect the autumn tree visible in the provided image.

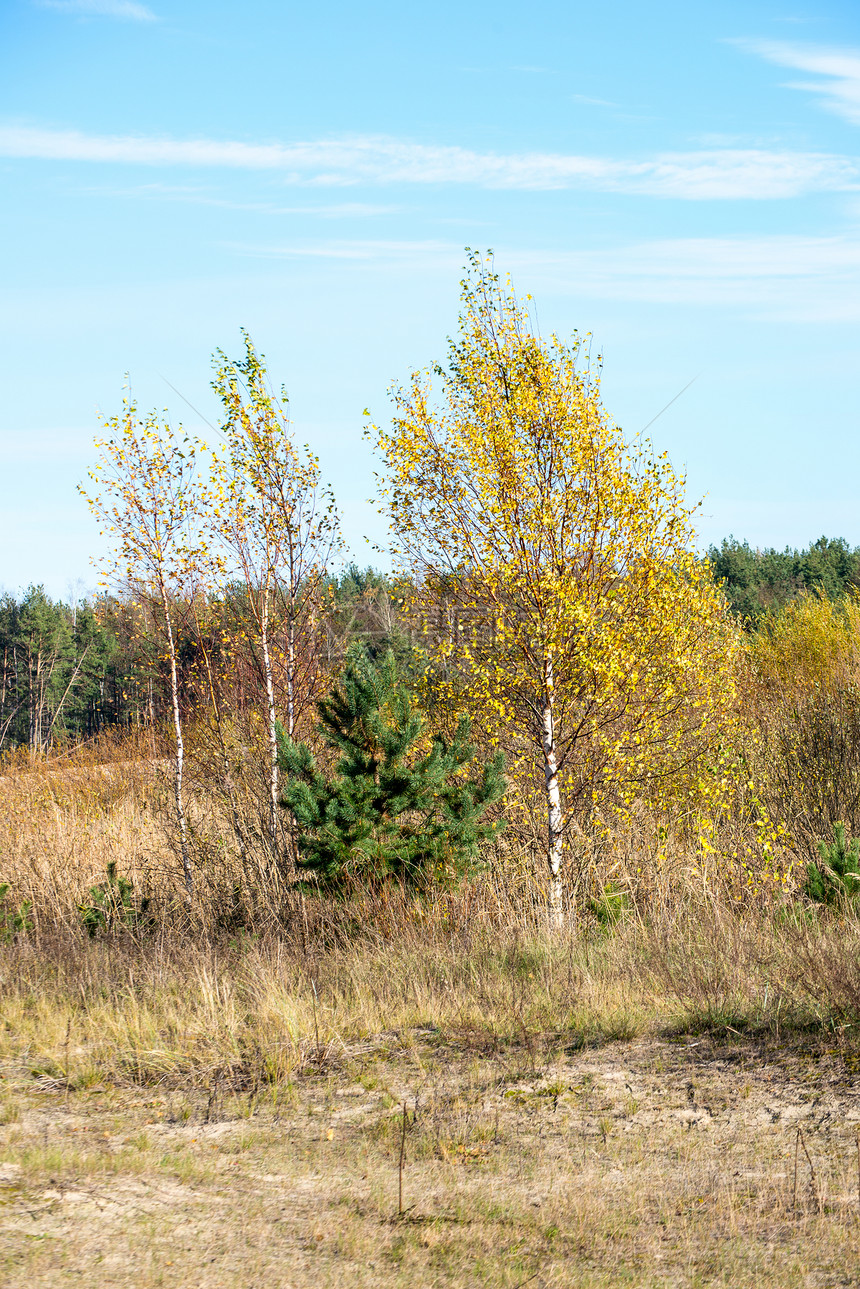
[210,333,342,877]
[373,254,736,926]
[81,398,207,900]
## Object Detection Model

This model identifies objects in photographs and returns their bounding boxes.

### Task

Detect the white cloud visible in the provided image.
[737,40,860,125]
[516,235,860,319]
[231,232,860,275]
[225,239,458,262]
[226,234,860,321]
[0,124,856,199]
[37,0,157,19]
[622,149,857,198]
[91,183,401,217]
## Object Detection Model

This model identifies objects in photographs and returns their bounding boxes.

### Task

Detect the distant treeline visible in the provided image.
[708,536,860,623]
[0,588,120,751]
[0,567,407,754]
[4,537,859,754]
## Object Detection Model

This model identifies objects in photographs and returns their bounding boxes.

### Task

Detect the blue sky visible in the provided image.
[3,0,860,598]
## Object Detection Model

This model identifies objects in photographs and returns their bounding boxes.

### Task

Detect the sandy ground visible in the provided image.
[2,1032,860,1287]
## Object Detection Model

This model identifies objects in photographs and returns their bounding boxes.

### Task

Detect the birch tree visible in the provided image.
[211,333,342,877]
[373,255,735,926]
[81,398,206,901]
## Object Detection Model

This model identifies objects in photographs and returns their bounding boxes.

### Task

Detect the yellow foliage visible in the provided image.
[746,590,860,699]
[373,254,739,888]
[736,591,860,878]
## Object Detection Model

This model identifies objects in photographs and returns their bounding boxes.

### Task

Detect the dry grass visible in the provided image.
[3,751,860,1284]
[0,742,165,927]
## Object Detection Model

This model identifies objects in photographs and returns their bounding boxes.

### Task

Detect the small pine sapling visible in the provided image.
[586,881,631,928]
[0,884,33,942]
[277,646,505,891]
[804,821,860,907]
[79,862,152,936]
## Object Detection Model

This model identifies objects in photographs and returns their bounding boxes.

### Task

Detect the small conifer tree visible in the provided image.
[277,646,505,890]
[804,821,860,907]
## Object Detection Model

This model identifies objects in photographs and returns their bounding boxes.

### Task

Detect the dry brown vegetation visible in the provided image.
[3,749,860,1286]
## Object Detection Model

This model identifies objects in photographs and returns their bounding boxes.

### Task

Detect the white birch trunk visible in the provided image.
[286,610,296,739]
[160,587,192,901]
[148,675,156,759]
[28,654,37,752]
[282,578,300,883]
[260,578,280,869]
[541,657,565,930]
[199,639,254,885]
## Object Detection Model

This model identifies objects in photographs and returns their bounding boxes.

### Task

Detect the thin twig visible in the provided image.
[63,1015,72,1107]
[205,1071,222,1125]
[310,978,321,1061]
[398,1100,408,1217]
[799,1129,821,1212]
[640,374,700,435]
[794,1127,821,1213]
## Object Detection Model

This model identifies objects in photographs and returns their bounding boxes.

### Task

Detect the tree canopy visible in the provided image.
[373,253,737,922]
